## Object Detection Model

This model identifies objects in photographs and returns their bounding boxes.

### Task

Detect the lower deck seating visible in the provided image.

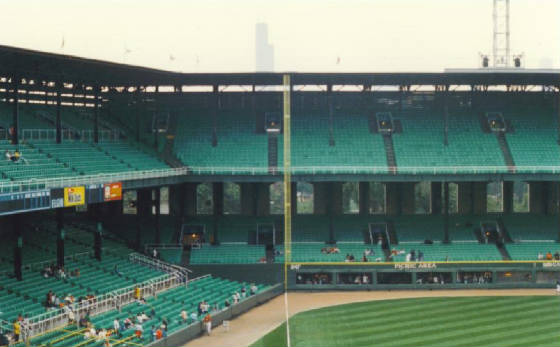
[390,242,504,262]
[189,244,266,264]
[505,242,560,261]
[502,214,558,241]
[274,242,384,263]
[19,276,270,347]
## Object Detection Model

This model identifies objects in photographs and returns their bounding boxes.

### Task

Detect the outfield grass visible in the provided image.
[251,296,560,347]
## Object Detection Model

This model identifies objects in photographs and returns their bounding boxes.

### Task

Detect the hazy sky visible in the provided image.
[0,0,558,72]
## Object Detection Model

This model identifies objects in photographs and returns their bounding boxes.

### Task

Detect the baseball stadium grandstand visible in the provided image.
[0,44,560,346]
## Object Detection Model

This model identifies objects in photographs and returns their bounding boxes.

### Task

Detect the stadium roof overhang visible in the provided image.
[0,45,559,88]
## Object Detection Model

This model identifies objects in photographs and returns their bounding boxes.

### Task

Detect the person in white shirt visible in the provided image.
[113,319,120,336]
[189,312,197,321]
[180,310,187,323]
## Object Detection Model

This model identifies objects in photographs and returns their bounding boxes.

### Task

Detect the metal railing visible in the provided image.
[129,253,192,285]
[25,271,180,339]
[20,129,120,142]
[186,165,560,175]
[0,167,187,193]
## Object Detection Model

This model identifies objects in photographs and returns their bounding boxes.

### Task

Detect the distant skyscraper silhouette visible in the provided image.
[256,23,274,72]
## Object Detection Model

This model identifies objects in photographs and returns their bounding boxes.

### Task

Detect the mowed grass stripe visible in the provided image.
[294,296,506,334]
[301,296,497,326]
[320,297,554,347]
[381,302,559,347]
[299,297,526,342]
[251,296,560,347]
[305,297,467,318]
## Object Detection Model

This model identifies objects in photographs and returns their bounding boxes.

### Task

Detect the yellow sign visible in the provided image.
[64,186,85,207]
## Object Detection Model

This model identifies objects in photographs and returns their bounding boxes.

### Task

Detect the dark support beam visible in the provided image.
[154,187,161,244]
[94,217,102,261]
[503,181,514,214]
[328,182,335,243]
[359,182,369,215]
[12,214,22,281]
[135,86,141,142]
[444,182,450,243]
[11,77,19,145]
[154,86,159,150]
[557,88,560,144]
[93,86,99,143]
[443,86,449,146]
[212,182,224,244]
[56,208,65,267]
[56,83,62,143]
[431,182,442,215]
[327,84,334,146]
[557,182,560,241]
[136,188,152,251]
[212,84,218,146]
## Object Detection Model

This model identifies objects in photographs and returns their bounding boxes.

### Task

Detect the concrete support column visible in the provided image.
[184,183,198,216]
[546,182,559,215]
[240,183,257,215]
[385,183,399,216]
[503,181,514,214]
[154,188,161,244]
[529,182,545,214]
[94,214,102,261]
[313,183,328,215]
[11,77,19,145]
[56,85,62,144]
[330,182,343,216]
[212,182,224,244]
[458,182,473,215]
[291,182,297,216]
[443,182,450,243]
[12,214,22,281]
[168,184,185,219]
[256,183,270,216]
[136,188,152,250]
[431,182,442,215]
[400,183,416,215]
[212,183,224,216]
[359,182,370,215]
[473,182,487,215]
[56,208,65,268]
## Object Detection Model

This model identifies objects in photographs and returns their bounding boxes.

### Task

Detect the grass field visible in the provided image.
[251,296,560,347]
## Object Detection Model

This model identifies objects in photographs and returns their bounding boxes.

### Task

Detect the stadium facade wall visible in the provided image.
[287,262,560,290]
[186,264,284,285]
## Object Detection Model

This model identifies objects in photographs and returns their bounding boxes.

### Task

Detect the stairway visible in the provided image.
[496,217,513,243]
[268,133,278,174]
[497,244,511,260]
[473,227,484,243]
[382,134,397,174]
[265,246,275,264]
[496,132,516,173]
[161,114,183,168]
[181,246,191,266]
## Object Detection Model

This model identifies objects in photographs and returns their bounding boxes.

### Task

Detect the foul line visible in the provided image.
[284,290,291,347]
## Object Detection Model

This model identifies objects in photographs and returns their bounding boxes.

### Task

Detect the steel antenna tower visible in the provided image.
[493,0,510,67]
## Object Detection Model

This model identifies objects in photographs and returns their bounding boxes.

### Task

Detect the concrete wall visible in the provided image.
[473,182,487,215]
[503,181,513,214]
[401,182,416,215]
[240,183,257,215]
[529,182,545,214]
[385,183,399,216]
[313,182,328,215]
[431,182,442,215]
